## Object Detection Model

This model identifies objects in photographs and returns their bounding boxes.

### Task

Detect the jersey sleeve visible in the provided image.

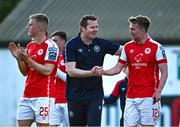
[44,42,59,64]
[104,80,122,105]
[118,45,127,64]
[64,41,76,63]
[156,44,167,64]
[111,80,121,97]
[102,39,120,55]
[104,94,118,104]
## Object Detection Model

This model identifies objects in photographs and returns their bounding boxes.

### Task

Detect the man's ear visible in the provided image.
[39,25,43,31]
[140,26,146,33]
[38,23,45,32]
[80,26,87,32]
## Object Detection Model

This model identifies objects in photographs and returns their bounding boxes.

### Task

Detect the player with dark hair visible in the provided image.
[64,15,122,126]
[49,30,69,127]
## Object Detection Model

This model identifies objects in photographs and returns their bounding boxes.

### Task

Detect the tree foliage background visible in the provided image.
[0,0,21,23]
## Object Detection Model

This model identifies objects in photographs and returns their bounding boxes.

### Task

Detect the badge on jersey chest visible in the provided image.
[38,49,43,55]
[145,48,151,54]
[94,45,100,53]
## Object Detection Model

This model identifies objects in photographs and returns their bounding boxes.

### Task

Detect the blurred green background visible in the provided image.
[0,0,21,23]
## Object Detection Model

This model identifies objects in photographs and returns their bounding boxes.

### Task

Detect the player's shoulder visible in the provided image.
[124,40,134,46]
[26,41,35,48]
[66,35,80,47]
[67,38,77,44]
[94,37,114,46]
[94,37,108,41]
[149,38,162,47]
[27,41,34,45]
[45,38,58,49]
[45,38,55,44]
[123,40,135,50]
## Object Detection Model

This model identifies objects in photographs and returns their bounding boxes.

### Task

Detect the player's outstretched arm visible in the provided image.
[65,62,103,78]
[104,63,125,76]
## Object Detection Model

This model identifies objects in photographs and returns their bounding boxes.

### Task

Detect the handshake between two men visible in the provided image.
[91,66,104,77]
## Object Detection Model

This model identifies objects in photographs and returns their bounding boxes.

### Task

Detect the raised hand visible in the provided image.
[18,48,29,62]
[8,42,21,59]
[8,42,28,61]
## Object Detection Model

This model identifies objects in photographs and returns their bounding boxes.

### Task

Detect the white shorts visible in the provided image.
[124,97,161,126]
[17,97,55,124]
[49,103,69,126]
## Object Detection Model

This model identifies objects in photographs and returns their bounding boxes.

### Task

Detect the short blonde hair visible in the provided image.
[29,13,49,32]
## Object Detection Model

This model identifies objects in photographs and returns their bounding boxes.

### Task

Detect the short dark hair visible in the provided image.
[80,15,98,28]
[128,15,151,33]
[51,30,67,42]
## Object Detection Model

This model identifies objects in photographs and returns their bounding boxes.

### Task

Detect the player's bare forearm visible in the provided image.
[67,66,102,78]
[65,62,103,78]
[26,58,55,76]
[157,63,168,93]
[17,60,28,76]
[153,63,168,103]
[104,63,124,76]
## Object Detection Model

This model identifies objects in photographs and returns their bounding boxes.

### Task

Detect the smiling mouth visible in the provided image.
[92,32,97,35]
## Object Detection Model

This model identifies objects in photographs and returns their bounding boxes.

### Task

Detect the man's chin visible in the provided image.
[91,35,96,39]
[131,36,136,41]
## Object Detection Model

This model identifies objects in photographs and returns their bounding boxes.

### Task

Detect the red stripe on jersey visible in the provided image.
[157,59,167,64]
[118,58,126,64]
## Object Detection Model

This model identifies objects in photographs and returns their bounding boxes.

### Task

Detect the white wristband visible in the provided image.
[56,68,66,82]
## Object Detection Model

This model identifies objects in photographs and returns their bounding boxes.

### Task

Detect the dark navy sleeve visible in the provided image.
[102,39,119,55]
[104,94,118,104]
[64,40,76,63]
